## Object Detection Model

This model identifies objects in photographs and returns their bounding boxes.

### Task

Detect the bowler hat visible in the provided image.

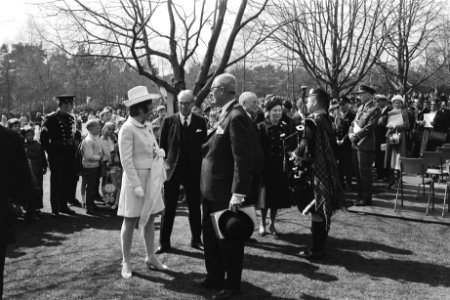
[124,86,160,107]
[354,84,376,95]
[56,95,75,104]
[218,210,254,241]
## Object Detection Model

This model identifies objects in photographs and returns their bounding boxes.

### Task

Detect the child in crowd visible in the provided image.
[100,122,118,207]
[22,126,48,217]
[81,119,105,215]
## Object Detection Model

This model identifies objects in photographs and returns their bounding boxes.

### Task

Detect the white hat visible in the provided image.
[391,95,404,104]
[123,86,160,107]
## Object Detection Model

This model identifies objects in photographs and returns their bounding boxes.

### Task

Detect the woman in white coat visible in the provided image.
[118,86,168,279]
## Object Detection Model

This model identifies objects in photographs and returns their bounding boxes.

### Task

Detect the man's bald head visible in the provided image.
[210,73,237,107]
[239,91,259,115]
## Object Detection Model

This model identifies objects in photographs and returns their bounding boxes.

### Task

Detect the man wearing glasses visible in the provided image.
[349,85,381,206]
[157,90,207,254]
[199,73,262,299]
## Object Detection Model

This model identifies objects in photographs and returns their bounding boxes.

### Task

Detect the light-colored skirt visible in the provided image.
[117,168,164,218]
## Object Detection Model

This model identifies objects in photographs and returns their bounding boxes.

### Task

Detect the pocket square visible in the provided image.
[195,129,203,133]
[216,126,224,135]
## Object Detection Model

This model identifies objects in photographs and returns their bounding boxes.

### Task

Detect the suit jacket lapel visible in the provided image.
[204,100,237,143]
[175,115,181,142]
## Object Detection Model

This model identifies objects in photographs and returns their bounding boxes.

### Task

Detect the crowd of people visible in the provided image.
[2,75,450,299]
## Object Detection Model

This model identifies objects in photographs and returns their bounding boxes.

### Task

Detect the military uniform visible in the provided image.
[40,97,79,215]
[349,96,381,205]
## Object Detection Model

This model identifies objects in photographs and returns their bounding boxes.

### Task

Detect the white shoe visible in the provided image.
[121,262,132,279]
[145,256,169,271]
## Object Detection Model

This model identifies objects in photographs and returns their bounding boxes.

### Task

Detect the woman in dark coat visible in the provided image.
[257,97,293,237]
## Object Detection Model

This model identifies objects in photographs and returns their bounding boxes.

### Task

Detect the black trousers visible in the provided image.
[49,157,74,213]
[352,150,376,204]
[83,167,100,211]
[0,244,6,299]
[202,200,244,291]
[159,173,202,247]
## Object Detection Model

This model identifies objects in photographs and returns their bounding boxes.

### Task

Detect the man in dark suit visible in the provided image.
[156,90,207,253]
[349,85,381,206]
[0,126,34,298]
[335,96,356,189]
[199,74,263,299]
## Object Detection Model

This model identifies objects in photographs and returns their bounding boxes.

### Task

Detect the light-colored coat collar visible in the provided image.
[128,116,147,128]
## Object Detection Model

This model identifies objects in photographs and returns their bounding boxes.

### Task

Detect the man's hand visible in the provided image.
[134,186,145,198]
[229,194,244,212]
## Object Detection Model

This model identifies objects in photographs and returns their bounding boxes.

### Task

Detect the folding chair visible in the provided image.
[443,161,450,218]
[437,147,450,154]
[395,157,434,215]
[437,148,450,180]
[421,151,443,183]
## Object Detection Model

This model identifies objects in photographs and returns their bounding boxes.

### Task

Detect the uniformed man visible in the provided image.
[349,85,381,206]
[335,96,355,190]
[40,95,79,216]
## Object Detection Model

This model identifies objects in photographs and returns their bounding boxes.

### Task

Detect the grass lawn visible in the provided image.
[3,175,450,300]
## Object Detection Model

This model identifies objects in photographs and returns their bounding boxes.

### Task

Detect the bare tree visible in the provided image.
[270,0,390,98]
[378,0,445,95]
[37,0,271,106]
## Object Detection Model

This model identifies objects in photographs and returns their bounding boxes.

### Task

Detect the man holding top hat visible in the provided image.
[349,85,381,206]
[199,73,262,299]
[40,95,79,216]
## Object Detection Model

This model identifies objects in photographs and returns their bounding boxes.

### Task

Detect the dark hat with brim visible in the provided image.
[218,210,254,242]
[56,95,75,103]
[354,84,376,95]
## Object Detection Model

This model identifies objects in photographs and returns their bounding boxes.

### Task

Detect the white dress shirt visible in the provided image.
[179,113,192,126]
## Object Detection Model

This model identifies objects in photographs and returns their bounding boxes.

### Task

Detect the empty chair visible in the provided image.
[421,151,443,183]
[395,157,434,215]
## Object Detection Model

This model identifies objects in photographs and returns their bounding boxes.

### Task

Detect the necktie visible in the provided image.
[183,117,188,127]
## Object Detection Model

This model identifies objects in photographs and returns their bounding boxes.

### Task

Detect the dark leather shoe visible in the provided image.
[69,199,82,207]
[211,289,240,299]
[194,278,223,290]
[52,211,60,218]
[191,241,204,250]
[155,246,172,254]
[297,247,325,260]
[60,208,76,215]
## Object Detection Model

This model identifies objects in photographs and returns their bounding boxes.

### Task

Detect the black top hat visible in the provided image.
[218,210,254,241]
[56,95,75,103]
[354,84,376,95]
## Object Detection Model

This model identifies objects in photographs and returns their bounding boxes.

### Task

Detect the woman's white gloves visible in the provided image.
[134,186,145,198]
[156,148,165,158]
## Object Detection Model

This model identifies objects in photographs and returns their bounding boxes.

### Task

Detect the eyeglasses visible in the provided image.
[210,86,224,93]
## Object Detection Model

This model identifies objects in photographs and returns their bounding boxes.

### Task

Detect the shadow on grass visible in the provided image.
[133,271,299,300]
[7,201,194,259]
[167,246,337,282]
[253,232,449,288]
